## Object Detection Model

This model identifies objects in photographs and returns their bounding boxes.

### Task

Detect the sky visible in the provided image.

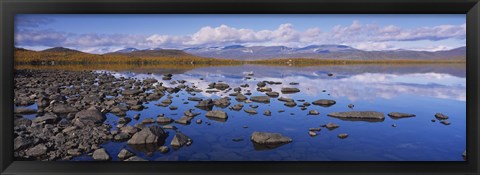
[15,14,466,54]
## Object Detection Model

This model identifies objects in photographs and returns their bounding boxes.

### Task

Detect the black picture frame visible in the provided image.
[1,0,479,174]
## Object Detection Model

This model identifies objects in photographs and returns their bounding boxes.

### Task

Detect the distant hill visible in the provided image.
[14,47,237,65]
[41,47,86,54]
[183,45,466,61]
[108,49,195,58]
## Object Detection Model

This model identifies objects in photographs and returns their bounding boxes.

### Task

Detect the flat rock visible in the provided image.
[388,112,416,119]
[312,99,336,107]
[14,107,37,114]
[308,110,320,115]
[250,96,270,103]
[156,116,173,124]
[244,109,258,115]
[25,144,47,157]
[327,111,385,121]
[281,87,300,94]
[205,110,228,119]
[250,132,292,145]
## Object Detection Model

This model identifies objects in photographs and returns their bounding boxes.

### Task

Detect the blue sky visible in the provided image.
[15,14,466,53]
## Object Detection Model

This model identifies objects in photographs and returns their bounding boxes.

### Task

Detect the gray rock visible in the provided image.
[195,99,214,110]
[266,92,279,97]
[170,132,192,147]
[231,104,244,111]
[338,133,349,139]
[323,122,340,130]
[32,113,59,124]
[284,101,297,107]
[175,116,193,125]
[440,120,451,125]
[308,110,320,115]
[205,110,228,119]
[435,113,449,120]
[25,144,47,157]
[244,108,258,115]
[388,112,416,119]
[278,97,294,102]
[124,156,147,161]
[156,116,173,124]
[250,96,270,103]
[14,107,37,114]
[118,149,134,159]
[281,87,300,94]
[235,94,247,101]
[263,110,272,116]
[213,83,230,90]
[159,146,169,153]
[327,111,385,121]
[213,98,231,108]
[93,148,110,161]
[257,81,266,87]
[308,131,317,137]
[141,118,155,124]
[14,117,32,127]
[73,106,106,127]
[51,102,78,114]
[127,125,167,145]
[250,132,292,145]
[122,89,143,96]
[184,109,200,117]
[188,97,202,101]
[312,99,336,107]
[114,132,131,141]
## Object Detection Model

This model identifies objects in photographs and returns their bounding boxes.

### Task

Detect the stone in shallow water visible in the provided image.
[435,113,449,120]
[327,111,385,121]
[205,110,228,119]
[127,125,167,145]
[388,112,416,119]
[93,148,110,161]
[117,149,134,159]
[250,132,292,145]
[312,99,336,107]
[250,96,270,103]
[170,132,192,148]
[281,87,300,94]
[338,133,349,139]
[308,110,320,115]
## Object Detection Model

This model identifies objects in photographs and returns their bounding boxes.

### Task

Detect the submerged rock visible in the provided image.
[284,101,297,107]
[327,111,385,121]
[323,122,340,130]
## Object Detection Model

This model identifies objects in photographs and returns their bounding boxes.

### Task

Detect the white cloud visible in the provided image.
[15,21,466,53]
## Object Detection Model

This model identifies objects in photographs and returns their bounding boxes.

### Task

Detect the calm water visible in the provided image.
[72,64,466,161]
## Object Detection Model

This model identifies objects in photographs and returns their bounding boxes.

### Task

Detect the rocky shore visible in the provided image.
[13,69,459,161]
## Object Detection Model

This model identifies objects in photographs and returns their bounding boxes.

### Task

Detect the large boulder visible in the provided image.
[25,144,47,158]
[127,125,167,145]
[73,106,106,127]
[251,132,292,145]
[327,111,385,121]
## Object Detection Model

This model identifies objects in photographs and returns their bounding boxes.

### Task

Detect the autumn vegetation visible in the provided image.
[14,47,465,71]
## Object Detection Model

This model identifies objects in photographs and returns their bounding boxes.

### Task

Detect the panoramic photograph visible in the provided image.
[13,14,466,161]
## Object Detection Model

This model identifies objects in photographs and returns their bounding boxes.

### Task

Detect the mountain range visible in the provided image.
[111,45,466,61]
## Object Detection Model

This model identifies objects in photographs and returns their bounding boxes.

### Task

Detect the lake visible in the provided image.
[64,64,466,161]
[19,64,465,161]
